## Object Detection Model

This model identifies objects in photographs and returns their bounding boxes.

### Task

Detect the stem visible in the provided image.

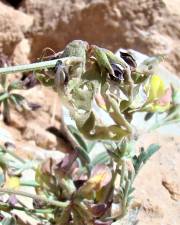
[0,188,69,208]
[20,180,40,187]
[120,160,125,186]
[0,57,82,75]
[3,147,26,163]
[0,202,53,214]
[108,95,132,133]
[103,161,121,203]
[122,180,131,216]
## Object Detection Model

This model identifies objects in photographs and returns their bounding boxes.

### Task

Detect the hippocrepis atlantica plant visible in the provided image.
[0,40,179,224]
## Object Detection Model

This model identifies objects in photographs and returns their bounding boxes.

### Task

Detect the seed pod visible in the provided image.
[109,63,124,82]
[119,50,137,68]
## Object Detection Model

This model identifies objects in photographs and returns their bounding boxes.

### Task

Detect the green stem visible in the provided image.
[0,188,69,208]
[3,147,26,163]
[103,161,120,203]
[120,160,125,187]
[20,180,40,187]
[108,95,132,133]
[0,57,82,75]
[122,180,131,216]
[0,202,53,214]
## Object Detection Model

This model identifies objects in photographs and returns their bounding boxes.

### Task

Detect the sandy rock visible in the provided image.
[0,2,33,55]
[19,0,180,76]
[134,133,180,225]
[17,142,65,161]
[162,178,180,201]
[23,122,57,149]
[12,38,31,65]
[9,110,27,130]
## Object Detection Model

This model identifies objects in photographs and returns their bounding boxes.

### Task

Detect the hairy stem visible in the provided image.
[0,202,53,214]
[2,146,26,163]
[0,188,69,208]
[108,95,132,133]
[0,57,82,75]
[103,161,121,203]
[120,160,126,187]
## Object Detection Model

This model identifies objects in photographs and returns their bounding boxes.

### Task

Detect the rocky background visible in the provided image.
[0,0,179,225]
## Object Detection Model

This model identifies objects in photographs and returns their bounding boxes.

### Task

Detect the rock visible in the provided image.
[133,133,180,225]
[9,110,27,130]
[0,2,33,56]
[162,178,180,201]
[12,38,31,65]
[18,142,65,161]
[23,122,57,149]
[19,0,180,76]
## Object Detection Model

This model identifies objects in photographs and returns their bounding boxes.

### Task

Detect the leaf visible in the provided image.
[5,177,20,189]
[75,146,90,164]
[95,94,109,111]
[36,73,54,86]
[133,144,160,174]
[7,80,23,92]
[87,142,96,153]
[55,207,70,225]
[3,99,10,124]
[0,74,7,89]
[93,46,114,75]
[71,83,94,111]
[172,87,180,104]
[0,92,9,102]
[1,216,16,225]
[91,152,110,166]
[68,125,88,151]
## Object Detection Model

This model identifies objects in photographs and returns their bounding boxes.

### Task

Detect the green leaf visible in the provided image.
[10,93,25,102]
[1,216,16,225]
[133,144,160,174]
[143,144,160,163]
[9,95,24,111]
[3,99,10,124]
[68,125,88,151]
[0,92,9,102]
[91,152,110,166]
[87,142,96,153]
[75,146,90,164]
[7,80,23,92]
[0,74,7,89]
[71,82,94,111]
[36,73,54,86]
